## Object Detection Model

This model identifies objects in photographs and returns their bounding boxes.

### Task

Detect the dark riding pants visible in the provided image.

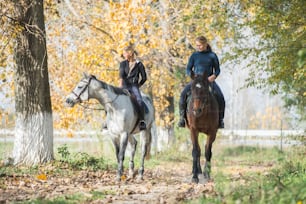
[124,85,145,121]
[179,81,225,120]
[125,85,143,107]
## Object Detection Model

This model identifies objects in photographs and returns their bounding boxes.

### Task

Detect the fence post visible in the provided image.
[280,120,283,152]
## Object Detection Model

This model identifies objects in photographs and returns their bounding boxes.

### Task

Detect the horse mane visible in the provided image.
[89,74,129,96]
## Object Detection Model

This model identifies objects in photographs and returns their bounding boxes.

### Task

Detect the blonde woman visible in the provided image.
[119,45,147,130]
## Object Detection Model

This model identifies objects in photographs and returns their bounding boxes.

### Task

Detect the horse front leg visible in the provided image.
[138,130,151,181]
[128,135,137,179]
[116,132,129,181]
[203,132,216,180]
[190,128,201,183]
[111,138,120,163]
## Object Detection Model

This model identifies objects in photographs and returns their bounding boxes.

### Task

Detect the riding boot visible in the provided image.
[139,105,146,130]
[177,102,187,128]
[219,118,224,129]
[214,93,225,129]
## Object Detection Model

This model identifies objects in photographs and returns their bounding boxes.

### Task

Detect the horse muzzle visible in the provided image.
[192,108,203,117]
[65,97,77,107]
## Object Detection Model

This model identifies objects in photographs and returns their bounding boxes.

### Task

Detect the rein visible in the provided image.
[73,76,120,110]
[78,103,105,111]
[104,94,120,105]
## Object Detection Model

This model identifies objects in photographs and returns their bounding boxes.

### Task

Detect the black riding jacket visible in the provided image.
[119,60,147,87]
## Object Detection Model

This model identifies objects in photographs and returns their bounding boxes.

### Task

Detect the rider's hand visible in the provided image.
[208,75,216,82]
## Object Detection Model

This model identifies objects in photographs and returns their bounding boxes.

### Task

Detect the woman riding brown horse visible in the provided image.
[187,71,219,183]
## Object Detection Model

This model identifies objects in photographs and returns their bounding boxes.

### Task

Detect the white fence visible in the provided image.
[1,129,304,139]
[1,129,304,148]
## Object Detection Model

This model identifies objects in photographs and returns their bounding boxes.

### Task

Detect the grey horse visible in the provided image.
[65,73,155,181]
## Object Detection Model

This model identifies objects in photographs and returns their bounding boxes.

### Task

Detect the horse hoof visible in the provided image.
[116,174,122,182]
[191,177,199,184]
[137,175,144,182]
[203,172,210,180]
[128,171,135,179]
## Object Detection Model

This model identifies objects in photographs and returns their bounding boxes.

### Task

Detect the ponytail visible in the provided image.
[196,36,212,51]
[207,44,212,52]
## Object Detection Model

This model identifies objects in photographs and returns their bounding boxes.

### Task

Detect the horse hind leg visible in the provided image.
[128,135,137,179]
[203,161,211,180]
[203,133,216,180]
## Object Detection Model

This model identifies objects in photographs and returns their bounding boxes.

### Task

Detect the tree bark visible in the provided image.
[12,0,54,165]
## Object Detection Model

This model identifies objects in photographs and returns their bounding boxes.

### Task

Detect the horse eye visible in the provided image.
[77,86,83,89]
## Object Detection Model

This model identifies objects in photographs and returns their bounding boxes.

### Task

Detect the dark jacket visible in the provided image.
[186,50,220,78]
[119,60,147,87]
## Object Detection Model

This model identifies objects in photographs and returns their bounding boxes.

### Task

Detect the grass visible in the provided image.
[22,193,88,204]
[188,146,306,204]
[0,142,13,160]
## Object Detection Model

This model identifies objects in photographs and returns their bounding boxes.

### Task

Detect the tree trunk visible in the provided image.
[12,0,53,165]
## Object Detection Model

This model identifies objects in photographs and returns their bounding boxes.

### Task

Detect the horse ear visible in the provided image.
[83,72,89,78]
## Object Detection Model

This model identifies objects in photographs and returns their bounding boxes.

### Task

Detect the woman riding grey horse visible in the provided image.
[65,73,155,181]
[119,45,147,130]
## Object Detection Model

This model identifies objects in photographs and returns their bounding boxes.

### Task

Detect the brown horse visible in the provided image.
[186,71,219,183]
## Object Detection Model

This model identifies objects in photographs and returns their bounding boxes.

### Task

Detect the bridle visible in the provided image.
[71,77,92,103]
[71,76,120,107]
[191,81,210,117]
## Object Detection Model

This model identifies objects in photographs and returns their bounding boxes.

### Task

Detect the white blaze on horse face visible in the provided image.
[196,83,202,89]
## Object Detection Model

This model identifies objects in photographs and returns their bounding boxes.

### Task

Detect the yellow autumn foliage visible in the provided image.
[1,0,234,130]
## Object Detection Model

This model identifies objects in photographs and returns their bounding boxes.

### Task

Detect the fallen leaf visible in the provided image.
[36,174,47,181]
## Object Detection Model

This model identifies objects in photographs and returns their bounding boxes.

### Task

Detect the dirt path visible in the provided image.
[0,162,217,203]
[92,163,216,204]
[1,155,276,204]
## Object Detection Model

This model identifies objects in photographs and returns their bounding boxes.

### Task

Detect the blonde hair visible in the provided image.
[123,45,137,56]
[124,45,134,52]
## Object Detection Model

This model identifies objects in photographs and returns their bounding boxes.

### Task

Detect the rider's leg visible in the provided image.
[178,83,192,127]
[212,82,225,128]
[131,86,146,130]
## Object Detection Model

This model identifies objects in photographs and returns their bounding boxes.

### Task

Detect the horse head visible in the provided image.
[65,73,92,107]
[190,71,210,117]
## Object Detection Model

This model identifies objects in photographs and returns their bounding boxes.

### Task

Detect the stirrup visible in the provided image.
[139,120,146,130]
[218,120,224,129]
[177,118,185,128]
[101,121,107,130]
